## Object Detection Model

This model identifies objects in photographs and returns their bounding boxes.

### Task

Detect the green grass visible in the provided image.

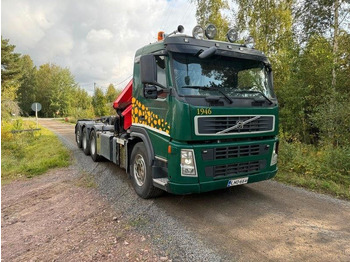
[275,140,350,200]
[1,119,71,184]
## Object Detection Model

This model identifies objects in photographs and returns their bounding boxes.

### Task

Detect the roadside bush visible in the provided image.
[1,119,70,183]
[277,138,350,199]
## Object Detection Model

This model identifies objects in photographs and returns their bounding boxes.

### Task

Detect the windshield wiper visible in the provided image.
[182,86,233,104]
[233,90,274,105]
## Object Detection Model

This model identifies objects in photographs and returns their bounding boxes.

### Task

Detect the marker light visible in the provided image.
[180,149,197,177]
[192,25,204,39]
[226,28,238,43]
[205,24,217,39]
[245,36,255,48]
[158,31,164,41]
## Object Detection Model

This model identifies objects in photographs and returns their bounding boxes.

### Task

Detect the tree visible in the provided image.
[36,64,77,117]
[293,0,334,43]
[279,35,333,143]
[234,0,298,118]
[17,55,37,116]
[105,83,121,115]
[1,37,22,117]
[92,87,109,117]
[105,84,119,103]
[192,0,230,41]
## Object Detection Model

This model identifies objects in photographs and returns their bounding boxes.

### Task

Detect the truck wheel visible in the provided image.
[130,142,163,199]
[90,130,101,162]
[82,128,90,155]
[76,128,82,148]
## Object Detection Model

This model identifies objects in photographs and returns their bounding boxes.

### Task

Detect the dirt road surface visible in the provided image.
[4,119,350,261]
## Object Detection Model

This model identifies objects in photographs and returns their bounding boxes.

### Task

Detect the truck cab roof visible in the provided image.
[135,35,269,64]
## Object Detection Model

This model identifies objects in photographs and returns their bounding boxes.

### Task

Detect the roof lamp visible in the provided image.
[245,36,255,48]
[205,24,217,39]
[158,31,165,41]
[177,25,184,34]
[226,28,238,43]
[192,25,204,40]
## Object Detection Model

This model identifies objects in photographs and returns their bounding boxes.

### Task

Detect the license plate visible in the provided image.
[227,177,248,187]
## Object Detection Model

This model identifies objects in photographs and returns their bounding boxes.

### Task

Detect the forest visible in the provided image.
[1,0,349,198]
[1,39,119,120]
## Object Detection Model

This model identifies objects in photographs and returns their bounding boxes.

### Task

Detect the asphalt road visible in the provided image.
[39,119,350,262]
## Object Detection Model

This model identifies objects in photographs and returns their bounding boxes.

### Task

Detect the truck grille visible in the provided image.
[202,144,269,161]
[205,160,266,178]
[196,115,274,135]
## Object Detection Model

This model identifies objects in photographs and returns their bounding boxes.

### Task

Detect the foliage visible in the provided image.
[293,0,334,43]
[17,55,37,116]
[1,37,22,118]
[277,139,350,199]
[192,0,230,41]
[35,64,77,117]
[105,84,119,102]
[106,84,121,115]
[1,119,70,183]
[92,87,109,117]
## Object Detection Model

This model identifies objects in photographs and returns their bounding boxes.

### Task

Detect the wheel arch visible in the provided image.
[127,126,154,173]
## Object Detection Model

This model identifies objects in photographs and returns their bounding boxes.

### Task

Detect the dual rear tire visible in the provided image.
[78,127,100,162]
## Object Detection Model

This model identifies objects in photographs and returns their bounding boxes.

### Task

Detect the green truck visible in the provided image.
[75,25,279,198]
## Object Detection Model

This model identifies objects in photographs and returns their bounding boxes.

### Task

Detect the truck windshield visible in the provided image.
[171,53,275,100]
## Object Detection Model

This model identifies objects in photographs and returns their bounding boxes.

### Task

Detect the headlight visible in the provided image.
[192,25,204,40]
[205,24,217,39]
[181,149,197,176]
[270,142,278,166]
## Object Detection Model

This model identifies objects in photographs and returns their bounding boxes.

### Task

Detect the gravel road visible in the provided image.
[39,119,350,262]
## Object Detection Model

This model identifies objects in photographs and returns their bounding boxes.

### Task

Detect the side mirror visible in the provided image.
[143,85,158,99]
[140,55,157,85]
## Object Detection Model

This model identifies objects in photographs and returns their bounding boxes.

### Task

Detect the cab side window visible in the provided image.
[156,56,167,99]
[156,56,167,87]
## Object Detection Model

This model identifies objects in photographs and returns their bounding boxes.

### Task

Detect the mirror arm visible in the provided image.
[148,81,167,90]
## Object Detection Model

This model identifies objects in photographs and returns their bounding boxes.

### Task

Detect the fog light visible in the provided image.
[245,36,255,48]
[181,149,197,176]
[226,28,238,43]
[192,25,204,40]
[205,24,217,39]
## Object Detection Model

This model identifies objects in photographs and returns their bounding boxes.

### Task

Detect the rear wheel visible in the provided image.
[90,130,101,162]
[130,142,163,199]
[82,128,90,155]
[76,128,82,148]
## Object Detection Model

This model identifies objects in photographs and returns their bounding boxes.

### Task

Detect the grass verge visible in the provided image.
[1,119,70,184]
[275,140,350,200]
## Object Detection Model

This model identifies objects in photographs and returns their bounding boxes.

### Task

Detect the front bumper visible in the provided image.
[167,169,277,195]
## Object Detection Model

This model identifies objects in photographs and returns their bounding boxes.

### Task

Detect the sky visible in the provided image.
[1,0,198,94]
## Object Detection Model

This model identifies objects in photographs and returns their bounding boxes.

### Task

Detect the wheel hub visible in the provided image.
[134,154,146,186]
[91,136,95,155]
[76,130,80,143]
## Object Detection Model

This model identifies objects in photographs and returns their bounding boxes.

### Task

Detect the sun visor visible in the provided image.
[165,37,268,63]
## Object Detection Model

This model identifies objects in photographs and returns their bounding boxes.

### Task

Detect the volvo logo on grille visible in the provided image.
[236,121,244,129]
[216,116,261,134]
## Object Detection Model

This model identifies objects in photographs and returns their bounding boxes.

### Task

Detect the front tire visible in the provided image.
[82,128,90,155]
[130,142,163,199]
[90,130,101,162]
